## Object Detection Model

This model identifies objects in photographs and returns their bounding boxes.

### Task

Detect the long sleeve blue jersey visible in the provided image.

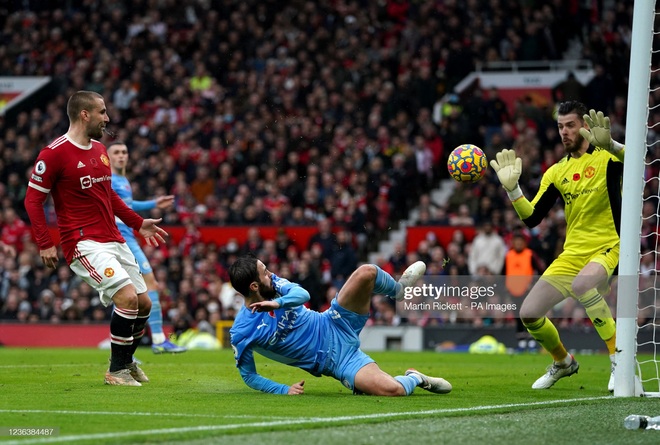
[229,283,331,394]
[111,173,156,240]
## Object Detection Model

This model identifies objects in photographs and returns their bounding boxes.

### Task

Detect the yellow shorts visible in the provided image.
[541,244,619,299]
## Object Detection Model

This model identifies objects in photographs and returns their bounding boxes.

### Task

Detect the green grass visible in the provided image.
[0,348,658,444]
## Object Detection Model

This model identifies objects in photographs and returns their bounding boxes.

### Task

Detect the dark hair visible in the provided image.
[557,101,587,119]
[67,90,103,122]
[228,254,259,297]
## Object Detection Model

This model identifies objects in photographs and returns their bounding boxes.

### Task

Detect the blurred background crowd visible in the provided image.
[1,0,651,338]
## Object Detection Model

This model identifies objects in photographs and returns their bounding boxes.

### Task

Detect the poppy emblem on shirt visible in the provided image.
[104,268,115,277]
[584,166,595,178]
[573,173,581,181]
[100,154,110,166]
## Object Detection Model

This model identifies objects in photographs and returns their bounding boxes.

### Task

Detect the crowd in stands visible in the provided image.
[0,0,643,336]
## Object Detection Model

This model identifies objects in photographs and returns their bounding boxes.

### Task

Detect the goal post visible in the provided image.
[614,0,656,398]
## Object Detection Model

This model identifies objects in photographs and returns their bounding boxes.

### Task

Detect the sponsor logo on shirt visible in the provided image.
[563,187,599,206]
[268,309,298,345]
[79,174,111,189]
[77,161,85,168]
[31,174,42,183]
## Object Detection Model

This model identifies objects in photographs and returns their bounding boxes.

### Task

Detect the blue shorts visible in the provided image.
[321,298,374,391]
[123,234,152,275]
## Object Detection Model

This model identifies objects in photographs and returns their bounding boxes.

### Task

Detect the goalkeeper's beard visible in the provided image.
[564,132,586,154]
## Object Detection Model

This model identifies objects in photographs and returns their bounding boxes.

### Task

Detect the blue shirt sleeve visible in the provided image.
[132,200,156,212]
[237,346,290,394]
[273,284,310,309]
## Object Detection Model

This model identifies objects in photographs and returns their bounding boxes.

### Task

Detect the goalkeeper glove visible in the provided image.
[270,273,293,296]
[490,149,523,201]
[578,109,624,154]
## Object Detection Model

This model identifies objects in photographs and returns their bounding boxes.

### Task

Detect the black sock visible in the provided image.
[109,307,138,372]
[129,315,149,357]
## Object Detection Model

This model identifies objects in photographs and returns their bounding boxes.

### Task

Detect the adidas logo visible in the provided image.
[77,161,85,168]
[561,178,569,184]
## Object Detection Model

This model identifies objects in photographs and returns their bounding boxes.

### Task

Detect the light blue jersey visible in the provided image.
[111,173,156,274]
[230,282,374,394]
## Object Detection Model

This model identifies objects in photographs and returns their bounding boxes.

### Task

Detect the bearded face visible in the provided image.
[258,281,277,300]
[563,129,586,153]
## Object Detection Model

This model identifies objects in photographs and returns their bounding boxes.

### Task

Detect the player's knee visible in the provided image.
[355,264,377,284]
[571,279,591,298]
[519,305,541,325]
[140,295,152,313]
[113,285,139,309]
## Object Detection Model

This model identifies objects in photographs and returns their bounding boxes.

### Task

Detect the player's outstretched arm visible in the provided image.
[489,149,524,200]
[579,109,625,160]
[237,349,291,394]
[139,218,168,246]
[154,195,175,209]
[490,149,537,222]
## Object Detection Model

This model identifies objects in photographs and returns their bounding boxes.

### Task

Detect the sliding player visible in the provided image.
[229,255,451,396]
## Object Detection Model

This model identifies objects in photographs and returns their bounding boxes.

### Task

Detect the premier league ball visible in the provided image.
[447,144,488,183]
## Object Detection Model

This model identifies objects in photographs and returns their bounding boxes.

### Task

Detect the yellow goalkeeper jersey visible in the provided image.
[514,146,623,257]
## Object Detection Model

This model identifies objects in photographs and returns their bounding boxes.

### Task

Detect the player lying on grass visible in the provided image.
[490,101,623,390]
[229,254,451,396]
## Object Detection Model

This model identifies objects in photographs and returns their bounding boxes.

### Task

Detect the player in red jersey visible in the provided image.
[24,91,168,386]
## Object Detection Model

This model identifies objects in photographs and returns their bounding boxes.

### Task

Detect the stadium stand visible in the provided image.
[0,1,635,336]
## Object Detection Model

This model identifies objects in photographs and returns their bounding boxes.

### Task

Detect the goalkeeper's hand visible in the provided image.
[490,149,522,193]
[578,109,624,153]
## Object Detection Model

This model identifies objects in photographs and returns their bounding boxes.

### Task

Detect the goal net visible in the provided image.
[614,0,659,397]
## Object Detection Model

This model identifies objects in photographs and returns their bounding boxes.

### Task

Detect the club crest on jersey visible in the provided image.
[104,268,114,278]
[584,166,595,179]
[100,154,109,166]
[35,160,46,174]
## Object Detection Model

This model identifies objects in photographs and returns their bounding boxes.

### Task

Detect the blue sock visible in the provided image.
[395,375,421,396]
[147,290,163,336]
[372,265,400,298]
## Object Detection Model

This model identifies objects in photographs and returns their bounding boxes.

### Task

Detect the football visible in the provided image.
[447,144,488,183]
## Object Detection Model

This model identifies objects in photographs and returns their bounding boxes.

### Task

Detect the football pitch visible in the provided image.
[1,348,659,445]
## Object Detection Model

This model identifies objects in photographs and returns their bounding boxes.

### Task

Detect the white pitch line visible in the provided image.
[1,395,612,445]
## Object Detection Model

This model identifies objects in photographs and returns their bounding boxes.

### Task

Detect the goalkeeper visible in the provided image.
[490,101,623,391]
[228,254,452,396]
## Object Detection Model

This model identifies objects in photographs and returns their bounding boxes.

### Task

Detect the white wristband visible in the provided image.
[610,139,624,152]
[506,184,523,201]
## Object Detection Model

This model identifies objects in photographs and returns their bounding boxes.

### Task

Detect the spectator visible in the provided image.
[467,221,507,276]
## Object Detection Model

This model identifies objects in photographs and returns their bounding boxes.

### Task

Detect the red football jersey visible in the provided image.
[24,135,143,263]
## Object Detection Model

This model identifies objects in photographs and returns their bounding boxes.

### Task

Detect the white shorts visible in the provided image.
[69,240,147,307]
